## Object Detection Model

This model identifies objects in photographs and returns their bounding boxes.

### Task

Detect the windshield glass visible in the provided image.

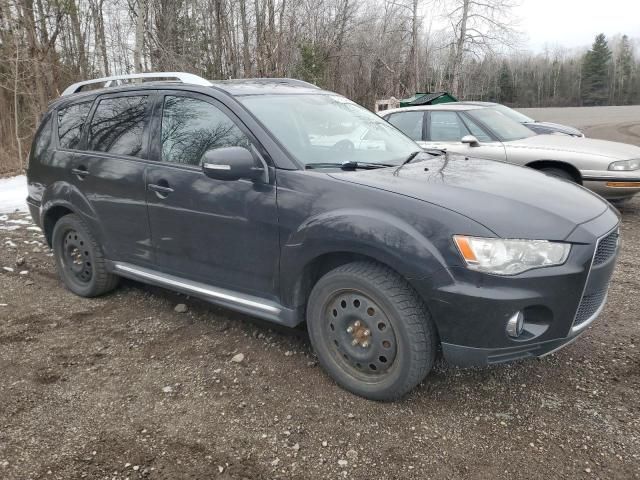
[490,104,534,123]
[467,108,537,142]
[239,94,421,166]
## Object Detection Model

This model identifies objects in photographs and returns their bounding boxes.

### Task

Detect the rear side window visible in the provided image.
[58,102,92,149]
[386,112,424,141]
[88,96,148,157]
[33,114,53,160]
[161,96,250,166]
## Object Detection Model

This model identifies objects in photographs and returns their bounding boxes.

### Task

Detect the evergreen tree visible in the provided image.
[498,62,514,103]
[581,33,612,106]
[295,43,327,86]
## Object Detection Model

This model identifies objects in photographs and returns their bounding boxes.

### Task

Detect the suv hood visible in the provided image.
[329,154,610,240]
[506,134,640,160]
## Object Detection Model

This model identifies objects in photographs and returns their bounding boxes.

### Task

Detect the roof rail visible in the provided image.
[61,72,212,96]
[213,78,320,89]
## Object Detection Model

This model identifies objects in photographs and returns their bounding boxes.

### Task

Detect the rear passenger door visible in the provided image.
[76,91,154,265]
[385,111,426,143]
[145,91,279,297]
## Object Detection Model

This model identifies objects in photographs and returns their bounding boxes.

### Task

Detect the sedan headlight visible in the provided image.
[609,159,640,171]
[453,235,570,275]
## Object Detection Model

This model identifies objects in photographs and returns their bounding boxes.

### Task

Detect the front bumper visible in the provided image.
[441,296,604,367]
[416,208,620,368]
[582,169,640,200]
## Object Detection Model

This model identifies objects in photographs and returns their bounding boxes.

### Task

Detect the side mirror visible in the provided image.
[461,135,480,147]
[202,146,263,181]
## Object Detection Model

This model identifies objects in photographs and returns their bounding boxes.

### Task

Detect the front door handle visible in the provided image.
[148,183,174,197]
[71,167,89,178]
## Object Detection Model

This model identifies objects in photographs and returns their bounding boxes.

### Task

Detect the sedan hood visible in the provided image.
[525,121,583,137]
[329,154,611,240]
[506,134,640,160]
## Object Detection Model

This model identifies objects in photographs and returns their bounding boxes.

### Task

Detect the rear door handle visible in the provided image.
[148,183,174,196]
[71,167,89,178]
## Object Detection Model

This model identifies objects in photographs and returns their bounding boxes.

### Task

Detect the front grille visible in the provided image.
[574,288,607,327]
[593,229,619,265]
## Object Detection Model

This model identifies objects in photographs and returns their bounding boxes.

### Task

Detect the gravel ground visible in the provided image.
[1,112,640,480]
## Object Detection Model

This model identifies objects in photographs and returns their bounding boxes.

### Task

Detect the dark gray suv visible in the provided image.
[26,73,620,400]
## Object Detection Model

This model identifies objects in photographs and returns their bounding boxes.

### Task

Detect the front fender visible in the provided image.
[280,208,453,307]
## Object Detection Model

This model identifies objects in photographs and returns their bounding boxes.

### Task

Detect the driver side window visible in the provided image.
[428,111,470,141]
[161,96,250,166]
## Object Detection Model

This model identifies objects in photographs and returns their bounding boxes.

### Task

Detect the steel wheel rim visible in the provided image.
[322,289,398,380]
[61,228,93,284]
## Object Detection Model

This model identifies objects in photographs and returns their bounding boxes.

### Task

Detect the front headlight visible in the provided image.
[453,235,571,275]
[609,159,640,171]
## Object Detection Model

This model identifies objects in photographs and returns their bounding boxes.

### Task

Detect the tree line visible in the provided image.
[1,0,639,174]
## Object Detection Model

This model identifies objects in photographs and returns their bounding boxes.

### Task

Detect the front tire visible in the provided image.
[52,214,119,297]
[306,261,436,401]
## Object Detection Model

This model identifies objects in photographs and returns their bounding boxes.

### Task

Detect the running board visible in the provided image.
[112,262,300,327]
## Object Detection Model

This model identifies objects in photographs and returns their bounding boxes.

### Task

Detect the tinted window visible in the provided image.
[428,111,470,141]
[161,96,250,166]
[33,114,53,160]
[386,111,424,141]
[88,96,148,157]
[58,102,92,149]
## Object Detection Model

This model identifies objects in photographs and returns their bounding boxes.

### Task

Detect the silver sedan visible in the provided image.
[379,103,640,201]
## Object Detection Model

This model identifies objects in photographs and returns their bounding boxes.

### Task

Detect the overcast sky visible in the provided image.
[519,0,640,51]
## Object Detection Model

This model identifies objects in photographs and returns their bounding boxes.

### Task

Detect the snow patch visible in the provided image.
[0,175,28,213]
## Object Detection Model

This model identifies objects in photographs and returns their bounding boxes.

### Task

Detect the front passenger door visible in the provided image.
[145,92,279,297]
[424,111,506,161]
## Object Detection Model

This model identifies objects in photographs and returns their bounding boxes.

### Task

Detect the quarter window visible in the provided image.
[161,96,250,166]
[88,96,148,157]
[386,112,424,141]
[58,102,92,149]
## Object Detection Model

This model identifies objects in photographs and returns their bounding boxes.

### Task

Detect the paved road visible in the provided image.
[518,105,640,146]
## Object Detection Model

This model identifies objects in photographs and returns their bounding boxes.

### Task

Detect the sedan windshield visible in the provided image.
[467,108,537,142]
[490,104,535,123]
[239,94,421,166]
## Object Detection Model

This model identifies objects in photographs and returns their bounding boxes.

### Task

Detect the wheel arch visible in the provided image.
[43,204,75,246]
[526,159,582,184]
[40,181,108,253]
[280,209,454,316]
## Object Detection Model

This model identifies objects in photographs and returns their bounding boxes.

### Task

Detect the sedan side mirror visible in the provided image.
[461,135,480,147]
[202,146,263,181]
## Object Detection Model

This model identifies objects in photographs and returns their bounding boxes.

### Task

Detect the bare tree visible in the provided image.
[1,0,639,176]
[444,0,521,96]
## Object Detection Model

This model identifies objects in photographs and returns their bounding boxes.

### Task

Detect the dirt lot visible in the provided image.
[1,112,640,480]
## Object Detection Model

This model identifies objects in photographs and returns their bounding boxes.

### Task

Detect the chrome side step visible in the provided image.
[112,262,299,326]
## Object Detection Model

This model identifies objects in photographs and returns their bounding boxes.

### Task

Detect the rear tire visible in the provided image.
[52,214,119,297]
[540,167,576,182]
[306,261,436,401]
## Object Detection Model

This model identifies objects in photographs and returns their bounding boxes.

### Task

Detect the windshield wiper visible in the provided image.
[340,160,395,170]
[306,161,395,170]
[393,151,422,175]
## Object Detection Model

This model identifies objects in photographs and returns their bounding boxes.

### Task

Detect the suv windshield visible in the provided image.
[490,104,534,123]
[467,108,537,142]
[239,94,420,166]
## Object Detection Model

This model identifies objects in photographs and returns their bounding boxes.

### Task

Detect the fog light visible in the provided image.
[506,311,525,338]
